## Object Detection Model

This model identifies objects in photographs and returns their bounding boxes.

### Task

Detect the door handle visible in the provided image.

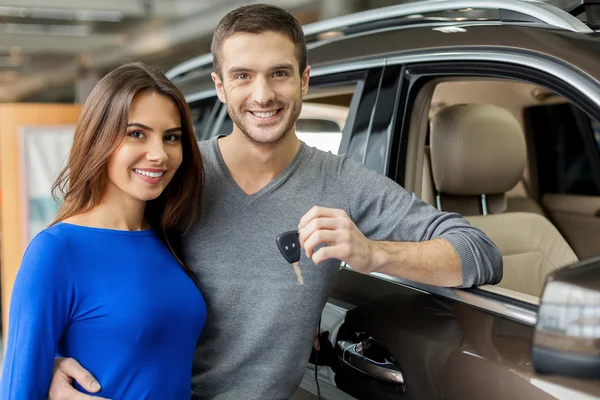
[336,338,405,386]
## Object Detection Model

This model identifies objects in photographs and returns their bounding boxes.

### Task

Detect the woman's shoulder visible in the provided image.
[26,224,81,256]
[40,222,84,243]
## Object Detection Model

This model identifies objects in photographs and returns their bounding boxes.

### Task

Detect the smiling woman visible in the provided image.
[0,62,207,400]
[106,91,184,205]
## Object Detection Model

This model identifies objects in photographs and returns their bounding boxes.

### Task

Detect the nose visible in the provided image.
[251,75,276,106]
[145,137,168,164]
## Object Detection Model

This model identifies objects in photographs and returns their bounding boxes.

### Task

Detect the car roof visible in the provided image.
[171,0,600,99]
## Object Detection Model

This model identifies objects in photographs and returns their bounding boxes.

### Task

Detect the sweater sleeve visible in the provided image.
[0,231,78,399]
[338,156,503,287]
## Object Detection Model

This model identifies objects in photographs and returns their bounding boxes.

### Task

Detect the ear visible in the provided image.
[211,72,227,104]
[301,65,311,98]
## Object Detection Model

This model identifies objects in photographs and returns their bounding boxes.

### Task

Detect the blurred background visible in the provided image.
[0,0,575,104]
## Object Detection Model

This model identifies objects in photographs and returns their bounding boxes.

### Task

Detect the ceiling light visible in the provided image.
[1,23,90,36]
[0,6,123,22]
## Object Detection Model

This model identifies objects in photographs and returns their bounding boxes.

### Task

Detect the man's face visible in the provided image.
[212,31,310,145]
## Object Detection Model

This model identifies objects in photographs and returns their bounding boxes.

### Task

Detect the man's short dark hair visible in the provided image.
[211,4,307,78]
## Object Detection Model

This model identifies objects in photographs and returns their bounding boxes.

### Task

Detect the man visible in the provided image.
[49,4,502,399]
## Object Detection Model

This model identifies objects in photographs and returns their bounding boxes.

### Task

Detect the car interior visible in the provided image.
[413,78,600,300]
[301,76,600,302]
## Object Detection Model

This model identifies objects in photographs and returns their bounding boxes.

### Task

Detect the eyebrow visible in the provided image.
[127,123,182,134]
[227,63,295,75]
[270,63,294,71]
[228,66,254,75]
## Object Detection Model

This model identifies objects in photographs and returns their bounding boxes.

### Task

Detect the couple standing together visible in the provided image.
[0,4,502,400]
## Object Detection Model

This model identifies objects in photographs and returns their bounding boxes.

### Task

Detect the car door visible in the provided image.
[301,55,600,400]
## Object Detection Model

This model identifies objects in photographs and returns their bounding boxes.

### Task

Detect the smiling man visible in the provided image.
[48,4,502,400]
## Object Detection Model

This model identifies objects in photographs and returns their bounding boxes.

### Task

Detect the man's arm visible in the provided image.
[298,156,502,287]
[298,207,463,286]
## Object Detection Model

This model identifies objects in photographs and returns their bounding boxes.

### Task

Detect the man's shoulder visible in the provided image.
[302,144,347,170]
[303,145,371,177]
[198,138,214,156]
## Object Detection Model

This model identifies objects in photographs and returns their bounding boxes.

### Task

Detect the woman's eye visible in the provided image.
[165,134,181,142]
[128,131,145,139]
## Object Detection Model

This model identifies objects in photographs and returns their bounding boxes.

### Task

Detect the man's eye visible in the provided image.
[128,131,145,139]
[235,74,249,80]
[273,71,289,78]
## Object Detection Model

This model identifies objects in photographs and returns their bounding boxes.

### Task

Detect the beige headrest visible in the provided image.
[430,104,526,196]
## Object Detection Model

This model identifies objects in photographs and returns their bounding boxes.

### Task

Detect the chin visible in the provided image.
[246,127,290,144]
[135,190,165,202]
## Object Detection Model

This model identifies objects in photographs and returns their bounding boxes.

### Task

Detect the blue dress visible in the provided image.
[0,222,206,399]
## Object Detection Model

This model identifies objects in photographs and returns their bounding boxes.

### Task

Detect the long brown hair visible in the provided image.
[51,62,203,274]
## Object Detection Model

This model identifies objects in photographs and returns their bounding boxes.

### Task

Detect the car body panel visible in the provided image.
[320,270,600,399]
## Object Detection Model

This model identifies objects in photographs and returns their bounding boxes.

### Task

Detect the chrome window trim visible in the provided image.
[369,272,538,326]
[166,53,213,80]
[310,59,386,78]
[185,90,217,104]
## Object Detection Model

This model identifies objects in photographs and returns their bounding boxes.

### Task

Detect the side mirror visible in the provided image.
[532,256,600,379]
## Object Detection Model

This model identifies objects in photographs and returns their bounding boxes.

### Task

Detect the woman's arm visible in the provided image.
[0,232,77,399]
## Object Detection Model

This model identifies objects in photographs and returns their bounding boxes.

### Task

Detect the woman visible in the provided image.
[0,62,206,399]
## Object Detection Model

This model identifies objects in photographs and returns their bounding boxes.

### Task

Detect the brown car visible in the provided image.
[168,0,600,398]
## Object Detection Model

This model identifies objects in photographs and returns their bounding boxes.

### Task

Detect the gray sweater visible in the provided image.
[184,137,502,399]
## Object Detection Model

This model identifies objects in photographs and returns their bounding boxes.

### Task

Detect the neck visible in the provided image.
[218,129,302,195]
[66,184,148,231]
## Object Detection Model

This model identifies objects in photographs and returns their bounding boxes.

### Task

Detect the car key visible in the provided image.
[276,230,303,285]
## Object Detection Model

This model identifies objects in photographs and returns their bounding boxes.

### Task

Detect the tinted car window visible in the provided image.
[527,103,600,196]
[189,97,218,140]
[218,112,234,137]
[592,118,600,151]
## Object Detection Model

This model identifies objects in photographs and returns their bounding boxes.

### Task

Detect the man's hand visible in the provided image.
[298,206,375,273]
[48,358,108,400]
[298,206,464,287]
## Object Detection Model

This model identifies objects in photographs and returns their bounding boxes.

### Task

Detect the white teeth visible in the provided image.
[134,169,165,178]
[252,110,277,118]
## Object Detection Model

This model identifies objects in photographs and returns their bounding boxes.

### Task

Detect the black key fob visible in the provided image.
[276,230,301,263]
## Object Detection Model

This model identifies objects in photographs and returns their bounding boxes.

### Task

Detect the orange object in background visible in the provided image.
[0,104,81,343]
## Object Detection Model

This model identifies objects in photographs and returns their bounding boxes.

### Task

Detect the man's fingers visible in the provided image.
[312,244,346,265]
[48,362,110,400]
[298,206,346,231]
[303,230,342,258]
[298,217,340,246]
[56,358,101,393]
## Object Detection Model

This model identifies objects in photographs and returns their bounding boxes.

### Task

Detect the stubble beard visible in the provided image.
[226,96,302,146]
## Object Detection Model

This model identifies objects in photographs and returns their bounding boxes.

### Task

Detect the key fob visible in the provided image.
[276,230,301,263]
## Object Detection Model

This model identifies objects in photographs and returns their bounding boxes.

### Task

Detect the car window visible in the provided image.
[526,103,600,196]
[591,118,600,151]
[296,118,343,154]
[189,97,219,141]
[399,69,600,302]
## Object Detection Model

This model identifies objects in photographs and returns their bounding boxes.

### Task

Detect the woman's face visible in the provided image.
[105,90,183,204]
